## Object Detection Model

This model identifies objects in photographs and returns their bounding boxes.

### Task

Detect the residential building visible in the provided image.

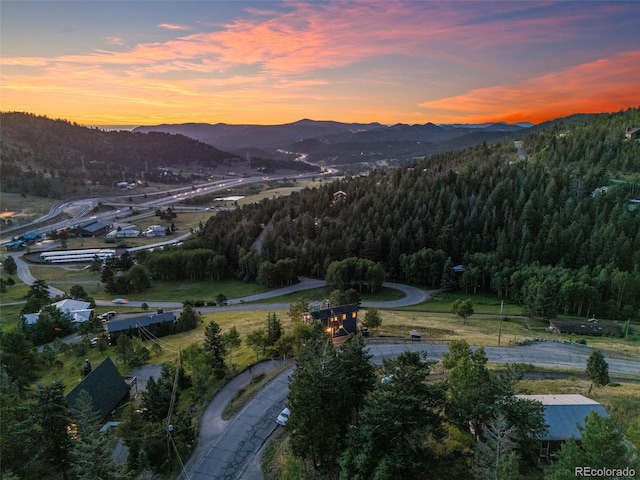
[23,298,93,325]
[106,311,176,344]
[303,303,359,337]
[65,357,130,420]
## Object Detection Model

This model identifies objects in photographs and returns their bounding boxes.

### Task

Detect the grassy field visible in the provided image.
[4,262,639,358]
[372,310,640,355]
[253,285,405,304]
[93,279,269,303]
[235,178,323,206]
[29,264,101,284]
[0,267,30,331]
[0,192,55,223]
[399,291,523,316]
[0,281,30,303]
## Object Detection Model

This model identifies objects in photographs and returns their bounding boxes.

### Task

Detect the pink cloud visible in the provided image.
[1,2,632,77]
[419,50,640,123]
[158,23,192,31]
[106,36,124,46]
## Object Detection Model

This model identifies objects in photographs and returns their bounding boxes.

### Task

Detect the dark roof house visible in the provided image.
[8,240,26,251]
[71,220,110,237]
[106,311,176,343]
[65,357,129,420]
[20,232,41,244]
[303,303,359,337]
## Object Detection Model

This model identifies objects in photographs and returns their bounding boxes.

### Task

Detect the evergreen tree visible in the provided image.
[24,304,75,345]
[362,308,382,331]
[0,330,40,390]
[70,390,130,480]
[266,312,283,346]
[0,369,37,477]
[203,321,226,366]
[441,256,457,291]
[2,256,17,275]
[31,380,73,479]
[585,350,610,386]
[336,334,375,424]
[288,339,348,470]
[69,284,88,299]
[140,376,173,422]
[26,279,51,302]
[222,326,242,365]
[177,304,200,332]
[340,351,446,479]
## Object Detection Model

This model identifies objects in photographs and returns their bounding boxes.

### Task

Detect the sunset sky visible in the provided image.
[1,1,638,126]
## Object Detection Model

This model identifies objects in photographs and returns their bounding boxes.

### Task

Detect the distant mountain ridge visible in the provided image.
[134,119,533,169]
[0,112,320,198]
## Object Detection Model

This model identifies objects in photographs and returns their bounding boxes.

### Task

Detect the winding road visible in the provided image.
[182,340,640,480]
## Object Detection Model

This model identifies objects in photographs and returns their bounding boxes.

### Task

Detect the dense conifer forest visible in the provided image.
[195,108,640,320]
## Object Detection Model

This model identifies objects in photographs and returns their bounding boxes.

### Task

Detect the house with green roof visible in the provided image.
[65,357,130,421]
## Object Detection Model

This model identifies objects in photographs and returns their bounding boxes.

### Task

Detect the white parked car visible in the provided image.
[276,407,290,426]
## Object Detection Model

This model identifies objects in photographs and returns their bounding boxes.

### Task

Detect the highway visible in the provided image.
[0,171,327,246]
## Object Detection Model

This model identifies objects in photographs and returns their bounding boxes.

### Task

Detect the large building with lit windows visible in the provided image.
[303,303,359,337]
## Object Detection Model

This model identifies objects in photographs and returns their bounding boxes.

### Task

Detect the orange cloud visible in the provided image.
[1,1,638,125]
[419,50,640,124]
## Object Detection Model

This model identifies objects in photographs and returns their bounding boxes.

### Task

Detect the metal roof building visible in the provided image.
[516,394,608,441]
[22,299,93,325]
[106,311,177,334]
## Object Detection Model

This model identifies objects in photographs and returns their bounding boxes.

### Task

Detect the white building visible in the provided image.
[23,299,93,325]
[106,229,140,239]
[143,225,167,237]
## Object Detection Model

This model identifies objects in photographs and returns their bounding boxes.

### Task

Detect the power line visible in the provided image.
[168,427,190,480]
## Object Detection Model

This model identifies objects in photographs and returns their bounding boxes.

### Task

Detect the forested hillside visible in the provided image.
[195,108,640,320]
[0,112,317,198]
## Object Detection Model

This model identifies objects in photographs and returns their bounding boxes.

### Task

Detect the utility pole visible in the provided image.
[498,300,504,346]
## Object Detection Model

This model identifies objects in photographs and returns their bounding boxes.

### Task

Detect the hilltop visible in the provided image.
[0,112,319,199]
